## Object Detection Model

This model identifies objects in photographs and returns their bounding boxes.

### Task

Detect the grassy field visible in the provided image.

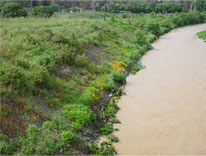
[197,30,206,40]
[0,12,206,155]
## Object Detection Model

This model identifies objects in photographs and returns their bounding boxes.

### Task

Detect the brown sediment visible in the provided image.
[114,24,206,155]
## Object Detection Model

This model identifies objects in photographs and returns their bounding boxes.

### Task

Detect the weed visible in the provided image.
[101,123,113,135]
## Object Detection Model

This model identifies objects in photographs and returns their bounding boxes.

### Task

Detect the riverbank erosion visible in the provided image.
[114,23,206,155]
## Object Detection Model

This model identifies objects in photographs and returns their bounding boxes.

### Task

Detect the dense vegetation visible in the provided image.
[0,2,27,17]
[195,0,206,12]
[31,5,54,17]
[102,2,183,13]
[197,31,206,40]
[0,11,206,155]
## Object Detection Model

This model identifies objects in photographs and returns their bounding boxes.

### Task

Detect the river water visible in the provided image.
[114,24,206,155]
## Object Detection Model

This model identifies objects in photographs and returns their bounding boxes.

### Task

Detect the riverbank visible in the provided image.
[0,12,206,155]
[114,23,206,155]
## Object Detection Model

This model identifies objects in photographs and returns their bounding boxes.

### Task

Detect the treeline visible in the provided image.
[102,2,183,14]
[102,0,206,14]
[0,1,60,18]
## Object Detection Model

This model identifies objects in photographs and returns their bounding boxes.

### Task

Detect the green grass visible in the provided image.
[0,11,206,155]
[197,30,206,40]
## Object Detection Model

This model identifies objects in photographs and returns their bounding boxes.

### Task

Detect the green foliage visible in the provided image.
[31,6,53,18]
[102,2,183,14]
[1,2,27,17]
[104,104,118,118]
[197,31,206,40]
[0,133,16,155]
[42,121,58,131]
[65,104,96,129]
[61,131,76,143]
[194,0,206,12]
[18,125,62,155]
[136,29,147,45]
[101,123,113,135]
[144,19,161,37]
[78,86,102,106]
[92,141,116,155]
[111,70,126,83]
[49,4,60,13]
[0,11,206,155]
[131,61,145,75]
[154,2,182,13]
[107,135,119,143]
[170,11,205,27]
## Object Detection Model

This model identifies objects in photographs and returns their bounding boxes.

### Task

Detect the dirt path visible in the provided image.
[114,24,206,155]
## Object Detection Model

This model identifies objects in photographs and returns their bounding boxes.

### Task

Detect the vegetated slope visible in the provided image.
[197,30,206,40]
[0,12,206,155]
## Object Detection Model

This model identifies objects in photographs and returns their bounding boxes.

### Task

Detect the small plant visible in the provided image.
[107,135,119,143]
[61,131,76,143]
[92,141,116,155]
[131,61,145,75]
[65,104,96,129]
[0,133,16,155]
[197,31,206,40]
[104,104,118,118]
[101,123,113,135]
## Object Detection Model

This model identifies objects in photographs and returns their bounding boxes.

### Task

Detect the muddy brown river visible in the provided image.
[114,24,206,155]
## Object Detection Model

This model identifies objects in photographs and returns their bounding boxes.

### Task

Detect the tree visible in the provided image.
[194,0,206,11]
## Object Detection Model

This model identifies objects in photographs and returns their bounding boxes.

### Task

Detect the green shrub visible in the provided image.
[0,133,16,155]
[49,4,60,13]
[65,104,96,129]
[144,19,161,37]
[0,65,28,92]
[104,104,118,118]
[1,3,27,18]
[197,31,206,40]
[18,125,62,155]
[31,6,53,18]
[92,141,116,155]
[135,29,147,45]
[131,61,145,75]
[0,1,6,13]
[101,123,113,135]
[111,70,126,83]
[154,2,182,13]
[194,0,206,12]
[61,131,76,143]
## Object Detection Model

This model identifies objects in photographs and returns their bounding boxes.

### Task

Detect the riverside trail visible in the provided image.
[114,24,206,155]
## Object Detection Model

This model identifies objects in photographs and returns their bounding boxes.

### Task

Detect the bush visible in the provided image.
[197,31,206,40]
[92,141,116,155]
[100,123,113,135]
[18,125,62,155]
[65,104,96,129]
[49,4,60,13]
[0,133,16,155]
[1,3,27,18]
[154,2,182,13]
[61,131,76,143]
[194,0,206,12]
[144,19,161,37]
[31,6,53,18]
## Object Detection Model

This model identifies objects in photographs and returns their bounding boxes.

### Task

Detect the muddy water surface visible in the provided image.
[114,24,206,155]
